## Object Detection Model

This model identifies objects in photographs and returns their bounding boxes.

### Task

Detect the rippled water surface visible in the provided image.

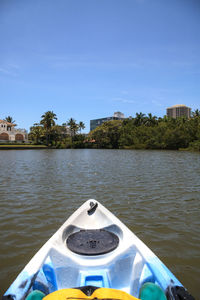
[0,149,199,298]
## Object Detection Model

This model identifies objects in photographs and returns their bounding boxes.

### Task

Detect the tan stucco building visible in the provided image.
[166,104,191,118]
[0,120,28,142]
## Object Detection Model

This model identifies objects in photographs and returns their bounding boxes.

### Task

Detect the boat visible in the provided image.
[3,200,194,300]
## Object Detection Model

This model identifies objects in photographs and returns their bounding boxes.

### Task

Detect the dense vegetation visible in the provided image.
[14,109,200,151]
[89,110,200,151]
[29,111,87,148]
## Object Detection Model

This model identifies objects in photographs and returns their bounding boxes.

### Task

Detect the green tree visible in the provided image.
[90,120,122,148]
[49,125,67,146]
[145,113,158,126]
[192,109,200,118]
[29,123,45,144]
[67,118,78,138]
[134,112,146,126]
[40,111,57,145]
[78,121,85,133]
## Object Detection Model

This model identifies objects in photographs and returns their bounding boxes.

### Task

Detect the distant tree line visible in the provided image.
[29,111,86,148]
[89,110,200,151]
[4,110,200,151]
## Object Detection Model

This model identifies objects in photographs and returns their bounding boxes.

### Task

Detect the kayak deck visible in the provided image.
[33,225,154,295]
[3,200,186,299]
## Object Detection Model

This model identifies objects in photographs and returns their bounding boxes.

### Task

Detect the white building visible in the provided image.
[113,112,125,119]
[0,120,28,142]
[90,112,125,131]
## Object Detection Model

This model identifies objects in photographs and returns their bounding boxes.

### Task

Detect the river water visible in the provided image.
[0,149,199,298]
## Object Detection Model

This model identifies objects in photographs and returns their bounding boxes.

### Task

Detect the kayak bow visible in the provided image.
[3,200,194,300]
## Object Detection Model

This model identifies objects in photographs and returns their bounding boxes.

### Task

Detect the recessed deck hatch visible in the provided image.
[67,229,119,255]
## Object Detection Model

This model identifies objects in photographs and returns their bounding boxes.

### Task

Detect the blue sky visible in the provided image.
[0,0,200,132]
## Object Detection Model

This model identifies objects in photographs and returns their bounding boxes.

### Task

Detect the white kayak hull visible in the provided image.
[3,200,192,300]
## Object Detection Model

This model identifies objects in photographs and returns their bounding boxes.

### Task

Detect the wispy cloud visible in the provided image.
[121,90,129,95]
[112,97,136,104]
[151,99,163,107]
[0,64,19,77]
[44,54,142,70]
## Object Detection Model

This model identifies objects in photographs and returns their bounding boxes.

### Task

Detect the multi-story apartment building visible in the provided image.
[0,120,28,142]
[166,105,191,118]
[90,112,125,131]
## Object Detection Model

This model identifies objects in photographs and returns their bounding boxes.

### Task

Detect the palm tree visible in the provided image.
[4,116,16,124]
[145,113,158,126]
[192,109,200,118]
[79,121,85,133]
[134,112,146,126]
[40,111,57,129]
[40,111,57,145]
[67,118,78,137]
[29,123,44,144]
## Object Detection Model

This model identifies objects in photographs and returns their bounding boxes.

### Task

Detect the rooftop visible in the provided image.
[0,119,16,126]
[167,104,190,109]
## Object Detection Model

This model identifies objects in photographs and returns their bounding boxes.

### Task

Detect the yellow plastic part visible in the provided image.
[43,288,140,300]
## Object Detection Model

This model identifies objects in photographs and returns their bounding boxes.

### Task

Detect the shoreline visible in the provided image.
[0,144,48,150]
[0,145,199,152]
